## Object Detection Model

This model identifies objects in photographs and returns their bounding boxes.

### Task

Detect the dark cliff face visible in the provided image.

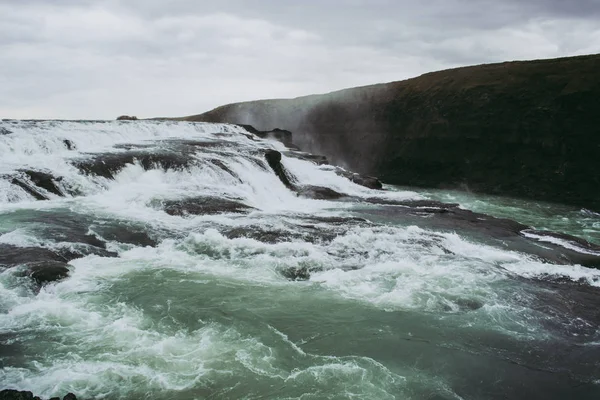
[182,54,600,211]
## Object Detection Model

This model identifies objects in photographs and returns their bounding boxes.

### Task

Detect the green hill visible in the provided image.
[179,54,600,210]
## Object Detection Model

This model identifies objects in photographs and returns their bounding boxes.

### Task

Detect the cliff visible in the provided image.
[180,54,600,211]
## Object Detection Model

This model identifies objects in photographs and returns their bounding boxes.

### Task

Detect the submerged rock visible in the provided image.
[7,170,67,201]
[20,170,64,197]
[74,150,194,179]
[0,391,77,400]
[335,169,383,189]
[63,139,76,150]
[264,150,295,190]
[163,197,253,216]
[10,177,49,200]
[0,390,41,400]
[297,185,345,200]
[521,229,600,269]
[26,261,70,286]
[238,125,298,148]
[283,151,329,165]
[0,244,67,266]
[280,266,313,281]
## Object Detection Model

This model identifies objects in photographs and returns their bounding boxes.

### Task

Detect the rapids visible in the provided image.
[0,120,599,399]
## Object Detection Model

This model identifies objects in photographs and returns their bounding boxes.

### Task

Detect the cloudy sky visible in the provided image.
[1,0,599,119]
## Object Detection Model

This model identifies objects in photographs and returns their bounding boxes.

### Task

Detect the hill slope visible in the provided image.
[180,54,600,210]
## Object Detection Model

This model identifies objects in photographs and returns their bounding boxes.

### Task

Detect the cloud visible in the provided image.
[0,0,599,119]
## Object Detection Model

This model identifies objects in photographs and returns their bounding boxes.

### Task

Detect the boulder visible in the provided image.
[26,261,70,286]
[238,125,298,148]
[297,185,345,200]
[11,177,49,200]
[335,170,383,189]
[116,115,138,120]
[264,150,295,190]
[163,197,253,216]
[0,392,77,400]
[283,151,329,165]
[280,266,312,281]
[73,150,194,179]
[20,170,64,197]
[63,139,76,150]
[0,244,67,266]
[0,390,40,400]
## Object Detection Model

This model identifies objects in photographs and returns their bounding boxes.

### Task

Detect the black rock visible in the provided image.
[336,170,383,189]
[264,150,295,190]
[116,115,138,120]
[280,266,313,281]
[283,151,329,165]
[0,244,68,266]
[11,177,49,200]
[26,261,70,286]
[73,150,194,179]
[0,390,39,400]
[521,229,600,269]
[20,170,64,197]
[63,394,77,400]
[63,139,76,150]
[297,185,345,200]
[163,197,253,216]
[239,125,298,148]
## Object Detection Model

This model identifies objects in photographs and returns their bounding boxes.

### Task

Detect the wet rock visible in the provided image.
[264,150,295,190]
[26,261,70,286]
[0,390,40,400]
[63,139,76,150]
[237,124,262,136]
[524,277,600,337]
[0,393,78,400]
[239,125,298,148]
[74,150,194,179]
[0,244,67,266]
[208,159,241,181]
[297,185,345,200]
[336,170,383,189]
[283,151,329,165]
[116,115,138,120]
[454,298,485,311]
[524,230,600,252]
[163,197,253,216]
[301,215,370,225]
[10,177,49,200]
[20,170,64,197]
[95,225,158,247]
[521,229,600,269]
[260,128,296,148]
[224,227,292,244]
[280,266,313,281]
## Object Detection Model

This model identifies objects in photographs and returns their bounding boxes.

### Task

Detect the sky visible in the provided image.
[1,0,599,120]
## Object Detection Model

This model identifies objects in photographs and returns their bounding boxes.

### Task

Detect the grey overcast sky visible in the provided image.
[1,0,599,119]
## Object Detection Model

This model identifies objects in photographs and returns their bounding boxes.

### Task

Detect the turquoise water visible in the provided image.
[0,120,599,399]
[410,187,600,245]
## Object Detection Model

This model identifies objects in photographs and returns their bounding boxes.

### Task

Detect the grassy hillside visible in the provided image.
[181,54,600,210]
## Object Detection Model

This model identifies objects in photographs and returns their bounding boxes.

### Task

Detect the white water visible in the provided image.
[1,120,599,399]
